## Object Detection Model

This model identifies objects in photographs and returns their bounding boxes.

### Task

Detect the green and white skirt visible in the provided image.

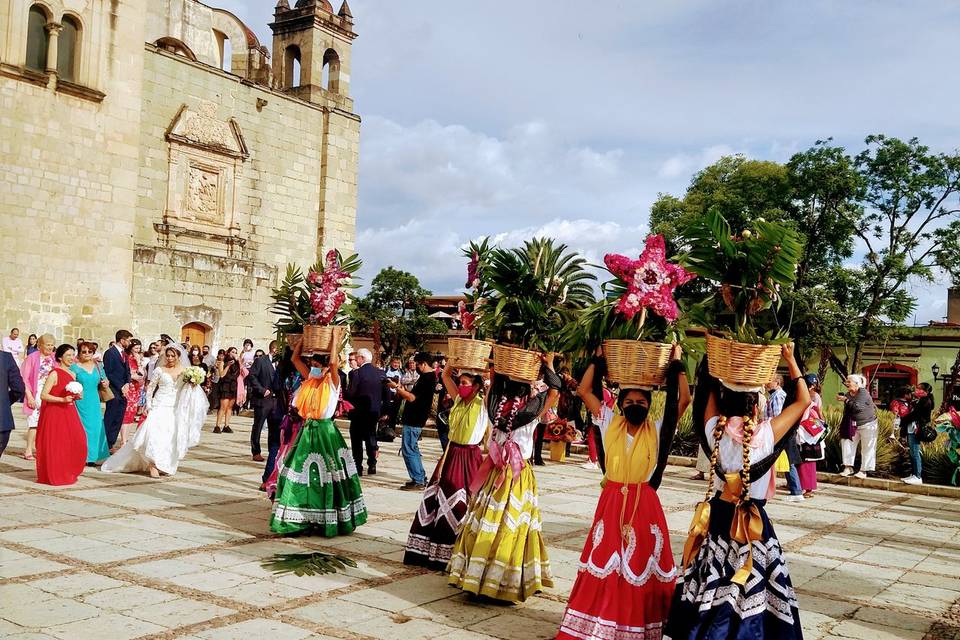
[270,418,368,536]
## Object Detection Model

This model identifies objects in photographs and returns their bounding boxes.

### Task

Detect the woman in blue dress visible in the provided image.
[70,342,111,464]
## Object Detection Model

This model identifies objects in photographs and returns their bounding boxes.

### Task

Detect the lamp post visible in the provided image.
[932,363,941,381]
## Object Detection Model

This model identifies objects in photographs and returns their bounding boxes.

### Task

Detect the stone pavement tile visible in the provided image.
[801,561,903,601]
[1,596,100,627]
[399,592,504,627]
[809,534,878,560]
[194,618,317,640]
[211,578,313,605]
[924,552,960,576]
[871,581,960,614]
[127,534,206,554]
[30,571,127,597]
[0,552,72,579]
[79,584,180,611]
[467,611,556,640]
[512,595,567,625]
[829,619,926,640]
[855,544,928,570]
[166,568,257,592]
[0,527,70,544]
[18,494,124,518]
[5,633,61,640]
[125,557,208,580]
[0,618,25,634]
[176,549,257,569]
[57,539,153,564]
[45,612,167,640]
[341,574,461,612]
[795,593,860,619]
[126,597,236,627]
[853,605,932,633]
[229,539,314,558]
[344,611,465,640]
[800,610,835,640]
[14,533,112,556]
[289,598,384,628]
[786,553,842,588]
[899,570,960,591]
[0,584,57,613]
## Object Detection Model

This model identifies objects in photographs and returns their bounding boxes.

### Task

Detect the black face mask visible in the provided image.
[623,404,649,425]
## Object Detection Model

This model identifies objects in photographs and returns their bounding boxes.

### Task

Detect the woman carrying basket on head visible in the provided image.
[557,344,690,640]
[664,343,809,640]
[403,360,489,570]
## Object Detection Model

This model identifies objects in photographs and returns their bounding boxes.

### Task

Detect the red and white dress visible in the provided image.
[558,407,675,640]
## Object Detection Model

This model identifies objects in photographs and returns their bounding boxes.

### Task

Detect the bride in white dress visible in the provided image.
[101,338,208,478]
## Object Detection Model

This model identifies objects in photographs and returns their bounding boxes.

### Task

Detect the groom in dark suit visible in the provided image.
[103,329,132,448]
[0,350,25,458]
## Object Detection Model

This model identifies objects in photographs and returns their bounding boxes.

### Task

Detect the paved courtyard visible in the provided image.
[1,416,959,640]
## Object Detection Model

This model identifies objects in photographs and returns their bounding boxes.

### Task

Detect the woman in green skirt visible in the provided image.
[270,327,367,536]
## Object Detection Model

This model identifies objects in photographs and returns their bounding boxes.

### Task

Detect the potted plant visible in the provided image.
[679,208,803,386]
[449,238,495,373]
[269,264,313,349]
[301,249,363,354]
[476,238,596,382]
[563,234,695,386]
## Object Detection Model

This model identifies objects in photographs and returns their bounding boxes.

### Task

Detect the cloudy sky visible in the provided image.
[221,1,959,323]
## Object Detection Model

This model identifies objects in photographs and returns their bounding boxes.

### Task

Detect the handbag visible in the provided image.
[918,423,938,444]
[97,364,115,403]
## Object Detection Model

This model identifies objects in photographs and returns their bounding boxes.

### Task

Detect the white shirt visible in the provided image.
[2,336,23,362]
[706,415,775,501]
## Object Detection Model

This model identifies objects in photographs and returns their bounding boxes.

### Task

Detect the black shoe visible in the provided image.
[401,482,425,491]
[367,466,377,475]
[533,458,545,466]
[222,426,233,434]
[213,426,221,434]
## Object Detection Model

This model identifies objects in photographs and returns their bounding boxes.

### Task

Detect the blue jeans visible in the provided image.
[907,431,922,479]
[401,425,426,484]
[786,464,802,495]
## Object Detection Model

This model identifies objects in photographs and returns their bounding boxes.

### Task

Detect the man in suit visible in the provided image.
[0,350,25,458]
[103,329,132,449]
[248,340,282,464]
[346,348,386,475]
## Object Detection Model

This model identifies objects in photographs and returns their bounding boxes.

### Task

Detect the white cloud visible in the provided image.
[658,145,740,179]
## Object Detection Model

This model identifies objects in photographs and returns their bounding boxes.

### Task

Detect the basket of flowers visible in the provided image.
[302,250,362,354]
[564,234,695,387]
[679,209,803,387]
[449,239,494,372]
[476,238,596,382]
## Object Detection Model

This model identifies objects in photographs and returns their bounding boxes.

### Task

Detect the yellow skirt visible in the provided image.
[774,451,790,473]
[447,462,553,602]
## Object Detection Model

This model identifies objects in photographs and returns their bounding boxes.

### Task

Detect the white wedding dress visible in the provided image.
[101,364,209,476]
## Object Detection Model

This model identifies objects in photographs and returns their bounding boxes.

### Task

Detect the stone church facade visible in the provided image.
[0,0,359,349]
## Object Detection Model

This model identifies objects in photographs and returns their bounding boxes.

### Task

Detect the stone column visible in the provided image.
[45,22,62,74]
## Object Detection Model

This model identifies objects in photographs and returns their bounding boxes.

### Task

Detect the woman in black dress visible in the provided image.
[214,346,239,434]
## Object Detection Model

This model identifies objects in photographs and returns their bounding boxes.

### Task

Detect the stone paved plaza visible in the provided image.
[1,416,959,640]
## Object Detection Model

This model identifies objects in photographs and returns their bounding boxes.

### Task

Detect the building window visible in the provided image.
[322,48,340,93]
[284,45,301,88]
[26,5,50,71]
[214,29,232,72]
[57,15,80,81]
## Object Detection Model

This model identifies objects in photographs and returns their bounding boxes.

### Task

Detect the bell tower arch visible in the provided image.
[270,0,356,102]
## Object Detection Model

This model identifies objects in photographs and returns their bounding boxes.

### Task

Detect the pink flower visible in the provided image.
[466,251,479,289]
[605,234,695,322]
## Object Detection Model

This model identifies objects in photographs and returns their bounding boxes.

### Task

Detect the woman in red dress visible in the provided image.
[36,344,88,486]
[120,339,145,445]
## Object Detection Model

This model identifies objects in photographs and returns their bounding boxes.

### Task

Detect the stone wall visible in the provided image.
[132,46,358,349]
[0,0,147,344]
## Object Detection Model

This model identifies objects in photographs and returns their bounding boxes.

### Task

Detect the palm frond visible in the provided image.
[261,552,358,577]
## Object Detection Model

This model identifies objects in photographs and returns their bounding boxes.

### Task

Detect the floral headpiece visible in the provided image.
[307,250,350,325]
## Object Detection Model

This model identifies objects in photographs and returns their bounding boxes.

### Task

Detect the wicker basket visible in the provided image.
[285,333,303,350]
[302,325,334,354]
[448,337,492,373]
[706,334,781,387]
[603,339,672,387]
[492,343,542,383]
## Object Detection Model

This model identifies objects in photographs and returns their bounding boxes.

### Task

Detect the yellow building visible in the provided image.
[0,0,359,349]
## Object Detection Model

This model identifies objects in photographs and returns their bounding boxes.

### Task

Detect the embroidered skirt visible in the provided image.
[663,497,802,640]
[270,418,368,537]
[447,461,553,602]
[404,442,483,570]
[558,481,676,640]
[265,414,304,500]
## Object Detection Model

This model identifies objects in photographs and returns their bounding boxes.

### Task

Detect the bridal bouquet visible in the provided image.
[183,366,207,385]
[65,381,83,397]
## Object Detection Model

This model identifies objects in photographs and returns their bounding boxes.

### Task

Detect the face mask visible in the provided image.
[623,404,649,425]
[309,367,323,379]
[458,385,475,400]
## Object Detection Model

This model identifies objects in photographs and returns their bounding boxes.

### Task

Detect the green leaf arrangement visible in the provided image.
[475,238,596,352]
[261,552,358,577]
[679,208,804,344]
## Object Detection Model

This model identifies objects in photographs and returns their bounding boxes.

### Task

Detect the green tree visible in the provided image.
[845,135,960,369]
[350,267,448,356]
